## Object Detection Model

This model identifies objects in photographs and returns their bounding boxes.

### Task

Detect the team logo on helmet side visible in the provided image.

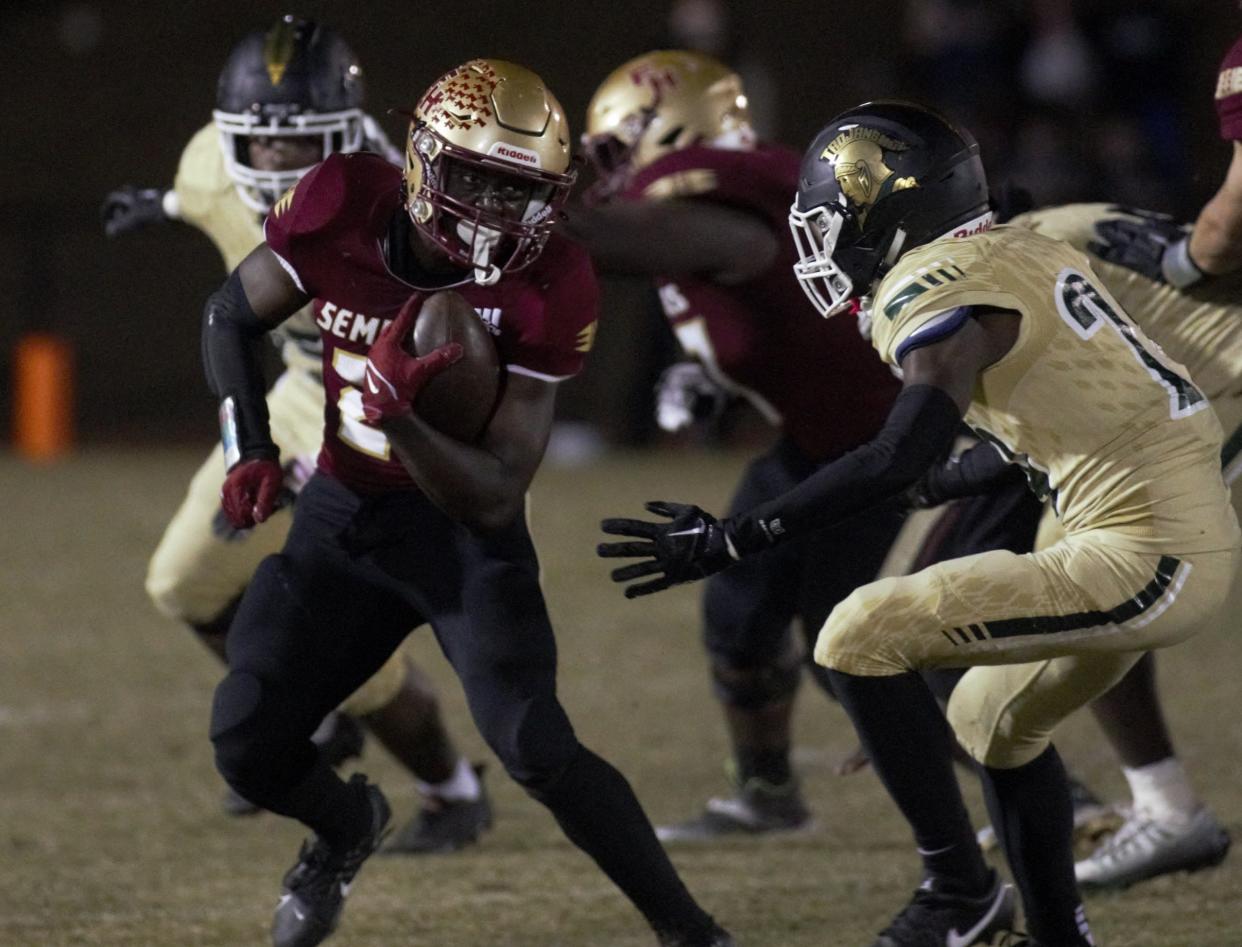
[420,61,497,131]
[819,126,918,225]
[628,63,679,97]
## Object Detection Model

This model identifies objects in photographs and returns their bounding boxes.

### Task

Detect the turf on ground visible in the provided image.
[1,448,1239,947]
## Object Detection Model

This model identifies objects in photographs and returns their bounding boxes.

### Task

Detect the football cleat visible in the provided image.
[1075,805,1231,890]
[655,921,736,946]
[976,777,1121,853]
[381,764,493,855]
[870,871,1015,947]
[656,775,813,842]
[271,775,391,947]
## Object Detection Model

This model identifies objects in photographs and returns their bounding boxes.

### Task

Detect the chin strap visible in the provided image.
[459,219,503,286]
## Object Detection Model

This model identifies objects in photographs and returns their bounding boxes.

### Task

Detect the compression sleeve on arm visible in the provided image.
[727,384,963,553]
[918,440,1021,505]
[201,269,276,469]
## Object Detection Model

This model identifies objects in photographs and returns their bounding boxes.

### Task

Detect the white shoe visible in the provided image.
[1075,806,1231,890]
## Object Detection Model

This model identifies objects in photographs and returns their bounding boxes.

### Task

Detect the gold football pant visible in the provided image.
[814,531,1238,768]
[145,367,407,716]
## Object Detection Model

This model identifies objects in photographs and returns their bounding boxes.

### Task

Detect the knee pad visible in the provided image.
[709,648,801,708]
[210,670,315,802]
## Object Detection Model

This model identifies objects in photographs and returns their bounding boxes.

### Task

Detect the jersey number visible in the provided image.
[332,350,391,459]
[1054,268,1206,419]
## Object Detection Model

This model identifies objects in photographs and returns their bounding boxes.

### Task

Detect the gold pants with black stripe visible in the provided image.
[814,531,1238,768]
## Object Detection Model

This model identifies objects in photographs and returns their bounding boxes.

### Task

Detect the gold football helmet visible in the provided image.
[404,59,575,284]
[582,49,752,201]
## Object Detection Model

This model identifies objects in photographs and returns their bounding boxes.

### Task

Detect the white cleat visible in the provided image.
[1075,805,1230,890]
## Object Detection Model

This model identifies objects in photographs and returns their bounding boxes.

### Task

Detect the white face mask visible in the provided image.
[213,107,365,213]
[788,200,855,318]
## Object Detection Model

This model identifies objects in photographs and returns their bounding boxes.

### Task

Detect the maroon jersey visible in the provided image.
[265,152,599,493]
[622,144,899,463]
[1216,35,1242,140]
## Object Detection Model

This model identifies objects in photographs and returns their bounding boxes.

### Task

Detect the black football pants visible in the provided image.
[703,437,908,703]
[209,473,714,934]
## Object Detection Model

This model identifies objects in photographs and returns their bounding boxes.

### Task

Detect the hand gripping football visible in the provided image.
[407,291,501,442]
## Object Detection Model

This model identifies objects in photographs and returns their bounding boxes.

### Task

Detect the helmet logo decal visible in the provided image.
[262,18,298,86]
[488,141,541,168]
[820,125,918,223]
[628,64,679,99]
[419,61,497,131]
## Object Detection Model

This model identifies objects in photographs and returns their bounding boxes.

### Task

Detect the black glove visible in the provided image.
[598,501,740,598]
[1089,209,1203,289]
[101,185,168,237]
[654,361,728,432]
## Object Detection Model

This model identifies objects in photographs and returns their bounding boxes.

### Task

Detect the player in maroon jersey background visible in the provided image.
[562,49,907,840]
[201,58,734,947]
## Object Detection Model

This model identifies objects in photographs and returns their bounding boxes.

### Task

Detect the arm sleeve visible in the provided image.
[917,440,1022,505]
[202,269,276,467]
[727,384,962,552]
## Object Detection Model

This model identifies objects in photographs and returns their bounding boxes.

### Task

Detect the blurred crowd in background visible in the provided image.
[0,0,1229,451]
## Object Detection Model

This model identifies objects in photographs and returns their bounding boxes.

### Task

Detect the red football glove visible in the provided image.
[362,297,463,424]
[220,456,283,529]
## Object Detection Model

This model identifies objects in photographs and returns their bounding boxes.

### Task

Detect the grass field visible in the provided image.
[1,447,1240,947]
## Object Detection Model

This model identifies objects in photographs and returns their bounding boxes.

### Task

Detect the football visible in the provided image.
[406,290,501,442]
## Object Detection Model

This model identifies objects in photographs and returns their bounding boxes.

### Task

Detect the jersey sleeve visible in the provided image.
[1216,35,1242,141]
[506,243,600,382]
[871,243,1021,367]
[262,155,353,297]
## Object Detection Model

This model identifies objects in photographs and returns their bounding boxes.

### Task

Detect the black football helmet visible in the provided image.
[789,101,990,318]
[213,15,365,212]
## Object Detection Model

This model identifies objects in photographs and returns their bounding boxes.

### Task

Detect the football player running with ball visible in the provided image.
[101,16,490,850]
[562,50,903,841]
[201,59,734,947]
[599,102,1240,947]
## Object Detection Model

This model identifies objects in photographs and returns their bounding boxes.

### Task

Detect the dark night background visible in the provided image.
[1,0,1236,447]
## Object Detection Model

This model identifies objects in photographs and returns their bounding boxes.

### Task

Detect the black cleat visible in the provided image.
[871,871,1015,947]
[656,775,813,842]
[271,775,391,947]
[382,764,493,855]
[656,921,736,946]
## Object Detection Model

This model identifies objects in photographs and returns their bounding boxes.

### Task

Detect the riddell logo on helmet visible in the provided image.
[490,142,541,167]
[951,212,994,238]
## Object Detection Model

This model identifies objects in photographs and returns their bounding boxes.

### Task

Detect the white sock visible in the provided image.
[416,756,480,803]
[1122,757,1198,822]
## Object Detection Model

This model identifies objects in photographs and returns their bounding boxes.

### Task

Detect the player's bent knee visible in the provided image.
[709,653,801,708]
[946,690,1049,770]
[813,592,911,677]
[144,563,198,623]
[209,669,305,795]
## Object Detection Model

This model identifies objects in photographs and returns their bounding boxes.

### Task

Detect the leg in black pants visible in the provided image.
[214,475,723,943]
[415,498,719,941]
